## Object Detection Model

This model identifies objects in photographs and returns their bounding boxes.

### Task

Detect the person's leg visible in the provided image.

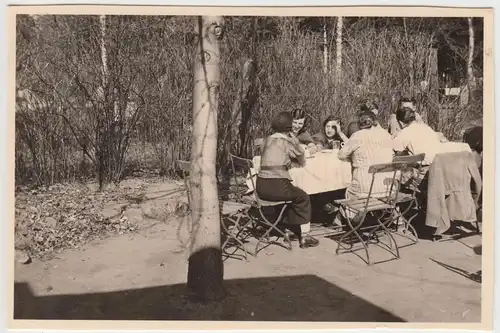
[256,177,318,248]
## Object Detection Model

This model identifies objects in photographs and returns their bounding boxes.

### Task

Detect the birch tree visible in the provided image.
[186,16,226,300]
[467,17,476,92]
[335,16,343,84]
[322,20,328,74]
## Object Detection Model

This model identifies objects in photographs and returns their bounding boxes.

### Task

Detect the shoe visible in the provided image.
[285,230,299,241]
[299,235,319,248]
[323,203,338,215]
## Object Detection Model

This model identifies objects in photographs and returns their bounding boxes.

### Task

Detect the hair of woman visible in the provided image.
[322,115,343,139]
[271,111,294,133]
[358,111,376,130]
[463,126,483,153]
[396,107,416,124]
[291,107,309,133]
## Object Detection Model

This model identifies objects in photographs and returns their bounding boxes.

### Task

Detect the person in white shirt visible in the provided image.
[392,107,444,166]
[388,97,424,137]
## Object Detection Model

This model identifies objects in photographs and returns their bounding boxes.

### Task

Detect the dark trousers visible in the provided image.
[255,177,311,226]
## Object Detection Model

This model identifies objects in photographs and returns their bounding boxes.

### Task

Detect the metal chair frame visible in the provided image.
[389,153,426,242]
[229,153,293,256]
[334,160,420,265]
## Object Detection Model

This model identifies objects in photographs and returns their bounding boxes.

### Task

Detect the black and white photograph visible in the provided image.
[9,5,493,330]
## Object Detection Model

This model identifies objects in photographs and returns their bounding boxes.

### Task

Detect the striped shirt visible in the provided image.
[338,126,395,198]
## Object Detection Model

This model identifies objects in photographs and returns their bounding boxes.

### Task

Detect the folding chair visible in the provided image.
[389,153,426,242]
[334,160,416,265]
[229,153,293,255]
[176,160,253,261]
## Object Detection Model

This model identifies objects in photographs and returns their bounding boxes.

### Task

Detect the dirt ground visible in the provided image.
[13,179,482,322]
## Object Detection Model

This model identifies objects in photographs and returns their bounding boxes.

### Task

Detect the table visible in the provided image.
[246,150,352,195]
[439,142,471,154]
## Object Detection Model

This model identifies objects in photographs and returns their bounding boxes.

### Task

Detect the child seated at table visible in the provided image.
[255,111,320,249]
[312,115,349,150]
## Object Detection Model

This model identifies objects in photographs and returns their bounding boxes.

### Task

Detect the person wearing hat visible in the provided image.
[255,111,320,249]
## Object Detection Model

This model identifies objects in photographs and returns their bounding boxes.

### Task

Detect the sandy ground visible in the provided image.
[13,180,482,322]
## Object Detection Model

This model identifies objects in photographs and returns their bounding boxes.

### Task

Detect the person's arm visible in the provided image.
[338,136,357,161]
[392,132,407,155]
[388,114,399,136]
[334,123,349,142]
[287,133,306,160]
[468,153,482,208]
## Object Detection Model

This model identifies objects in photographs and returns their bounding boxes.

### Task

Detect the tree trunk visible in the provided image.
[429,47,440,130]
[97,14,109,191]
[186,16,226,301]
[100,15,109,91]
[403,18,415,90]
[467,17,476,97]
[323,22,328,74]
[335,16,343,82]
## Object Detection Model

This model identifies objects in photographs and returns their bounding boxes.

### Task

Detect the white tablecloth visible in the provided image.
[246,150,352,195]
[439,142,471,154]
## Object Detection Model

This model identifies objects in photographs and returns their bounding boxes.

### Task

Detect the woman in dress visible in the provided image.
[255,111,320,249]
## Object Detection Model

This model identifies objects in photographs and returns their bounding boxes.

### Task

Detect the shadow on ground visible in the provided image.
[14,275,404,321]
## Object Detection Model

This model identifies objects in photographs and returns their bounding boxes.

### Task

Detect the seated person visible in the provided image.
[392,107,445,167]
[333,111,395,226]
[338,111,394,200]
[312,115,349,149]
[255,111,319,249]
[291,108,318,153]
[388,96,424,137]
[346,121,360,138]
[360,100,381,125]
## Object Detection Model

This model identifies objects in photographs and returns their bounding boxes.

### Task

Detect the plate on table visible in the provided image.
[321,149,334,153]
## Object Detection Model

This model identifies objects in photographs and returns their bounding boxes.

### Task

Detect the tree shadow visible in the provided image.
[14,274,404,321]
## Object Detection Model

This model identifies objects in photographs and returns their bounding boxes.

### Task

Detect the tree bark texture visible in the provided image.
[428,47,440,130]
[323,22,328,74]
[335,17,343,80]
[467,17,476,100]
[186,16,226,301]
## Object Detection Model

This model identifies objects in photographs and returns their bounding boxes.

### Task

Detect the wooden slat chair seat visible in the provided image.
[334,197,392,213]
[220,200,252,216]
[334,159,422,265]
[229,153,293,255]
[176,160,253,261]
